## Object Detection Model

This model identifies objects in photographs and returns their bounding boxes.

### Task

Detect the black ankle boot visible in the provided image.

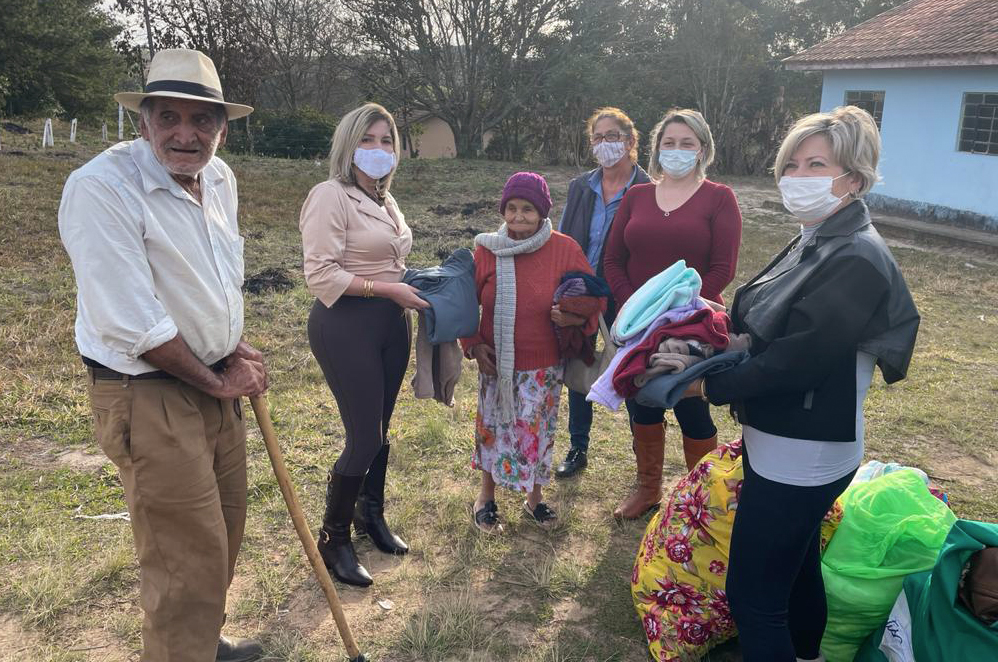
[217,635,263,661]
[317,471,372,587]
[354,494,409,555]
[554,447,588,478]
[354,444,409,555]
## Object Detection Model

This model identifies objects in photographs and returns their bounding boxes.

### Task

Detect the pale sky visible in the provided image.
[101,0,148,46]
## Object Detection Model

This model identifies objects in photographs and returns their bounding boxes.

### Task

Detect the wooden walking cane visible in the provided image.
[249,395,367,662]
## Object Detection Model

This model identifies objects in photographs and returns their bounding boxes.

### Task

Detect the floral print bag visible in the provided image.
[631,439,844,661]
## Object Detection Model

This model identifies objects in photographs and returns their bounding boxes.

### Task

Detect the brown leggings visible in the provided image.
[307,296,411,476]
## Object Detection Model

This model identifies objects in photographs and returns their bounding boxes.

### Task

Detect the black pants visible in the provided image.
[627,397,717,439]
[307,297,411,476]
[726,448,856,661]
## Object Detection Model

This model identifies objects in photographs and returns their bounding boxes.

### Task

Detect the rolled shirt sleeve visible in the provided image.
[300,182,356,307]
[59,175,179,364]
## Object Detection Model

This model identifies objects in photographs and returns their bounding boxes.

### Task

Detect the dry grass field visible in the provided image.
[1,118,996,661]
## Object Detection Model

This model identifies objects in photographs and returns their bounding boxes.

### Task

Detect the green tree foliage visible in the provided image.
[0,0,911,166]
[340,0,574,158]
[0,0,125,118]
[488,0,909,173]
[115,0,268,107]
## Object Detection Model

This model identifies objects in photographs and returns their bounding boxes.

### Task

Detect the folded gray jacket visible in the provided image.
[402,247,479,344]
[635,350,749,410]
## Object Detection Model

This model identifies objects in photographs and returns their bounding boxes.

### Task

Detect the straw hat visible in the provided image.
[114,49,253,120]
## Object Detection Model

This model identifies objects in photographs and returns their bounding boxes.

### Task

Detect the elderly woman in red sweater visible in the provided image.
[603,108,742,519]
[461,172,603,533]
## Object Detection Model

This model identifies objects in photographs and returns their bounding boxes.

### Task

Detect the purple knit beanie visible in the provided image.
[499,171,552,219]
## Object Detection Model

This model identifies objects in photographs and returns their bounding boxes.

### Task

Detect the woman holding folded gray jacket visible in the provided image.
[300,102,428,588]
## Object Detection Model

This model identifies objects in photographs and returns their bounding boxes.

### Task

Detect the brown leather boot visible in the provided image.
[614,422,665,519]
[682,434,718,471]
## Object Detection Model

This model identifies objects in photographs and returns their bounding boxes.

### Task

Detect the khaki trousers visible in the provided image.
[89,375,247,662]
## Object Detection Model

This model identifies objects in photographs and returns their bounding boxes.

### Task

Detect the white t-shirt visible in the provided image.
[743,351,877,486]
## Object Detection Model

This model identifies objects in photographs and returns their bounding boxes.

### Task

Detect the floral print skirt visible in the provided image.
[473,365,563,492]
[631,439,845,661]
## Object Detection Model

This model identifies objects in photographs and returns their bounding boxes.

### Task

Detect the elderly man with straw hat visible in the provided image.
[58,49,267,661]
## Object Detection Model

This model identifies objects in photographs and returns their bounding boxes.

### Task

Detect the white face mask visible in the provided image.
[658,149,699,178]
[353,147,396,179]
[778,173,851,223]
[592,140,626,168]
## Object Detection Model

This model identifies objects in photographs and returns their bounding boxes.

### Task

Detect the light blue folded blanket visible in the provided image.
[635,350,749,410]
[611,260,701,344]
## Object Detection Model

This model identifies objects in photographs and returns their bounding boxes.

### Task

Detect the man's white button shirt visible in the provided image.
[59,138,245,375]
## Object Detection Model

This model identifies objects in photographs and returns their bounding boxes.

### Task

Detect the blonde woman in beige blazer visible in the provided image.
[300,103,428,588]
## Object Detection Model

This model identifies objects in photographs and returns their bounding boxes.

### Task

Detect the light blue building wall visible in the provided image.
[820,67,998,229]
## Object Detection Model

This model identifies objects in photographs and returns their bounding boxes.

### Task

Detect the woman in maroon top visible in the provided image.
[603,108,742,519]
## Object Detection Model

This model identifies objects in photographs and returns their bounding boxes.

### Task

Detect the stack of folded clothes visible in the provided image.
[587,260,749,410]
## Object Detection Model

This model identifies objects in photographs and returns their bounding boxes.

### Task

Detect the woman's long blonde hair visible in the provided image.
[328,102,401,194]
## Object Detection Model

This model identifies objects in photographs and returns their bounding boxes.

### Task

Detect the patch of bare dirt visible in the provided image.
[2,437,109,473]
[922,443,998,489]
[1,122,31,134]
[428,200,492,217]
[275,571,400,633]
[551,597,594,624]
[66,630,134,662]
[0,617,41,662]
[276,580,336,634]
[243,267,295,295]
[0,614,133,661]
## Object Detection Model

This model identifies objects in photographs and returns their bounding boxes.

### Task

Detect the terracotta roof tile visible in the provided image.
[785,0,998,67]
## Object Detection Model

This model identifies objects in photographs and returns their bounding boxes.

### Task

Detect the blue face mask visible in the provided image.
[658,149,700,178]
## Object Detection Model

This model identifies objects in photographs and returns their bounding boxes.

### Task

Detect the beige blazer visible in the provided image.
[300,179,413,307]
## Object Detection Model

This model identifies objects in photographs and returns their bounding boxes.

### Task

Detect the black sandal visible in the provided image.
[522,500,558,528]
[472,500,503,534]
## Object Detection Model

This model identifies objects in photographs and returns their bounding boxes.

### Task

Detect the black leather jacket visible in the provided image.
[705,200,920,442]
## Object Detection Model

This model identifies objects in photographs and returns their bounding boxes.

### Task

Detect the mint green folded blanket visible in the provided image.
[611,260,702,344]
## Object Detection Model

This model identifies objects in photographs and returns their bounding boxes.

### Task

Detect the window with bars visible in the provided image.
[844,90,885,128]
[958,93,998,155]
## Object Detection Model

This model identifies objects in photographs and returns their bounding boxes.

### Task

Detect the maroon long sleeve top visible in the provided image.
[602,179,742,306]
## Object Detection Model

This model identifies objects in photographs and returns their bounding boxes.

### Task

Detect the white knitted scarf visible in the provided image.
[474,219,553,423]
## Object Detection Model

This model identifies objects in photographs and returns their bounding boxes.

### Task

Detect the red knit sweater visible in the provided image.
[603,179,742,306]
[461,232,602,370]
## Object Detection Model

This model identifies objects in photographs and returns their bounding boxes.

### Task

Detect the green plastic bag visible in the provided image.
[820,470,956,662]
[855,519,998,662]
